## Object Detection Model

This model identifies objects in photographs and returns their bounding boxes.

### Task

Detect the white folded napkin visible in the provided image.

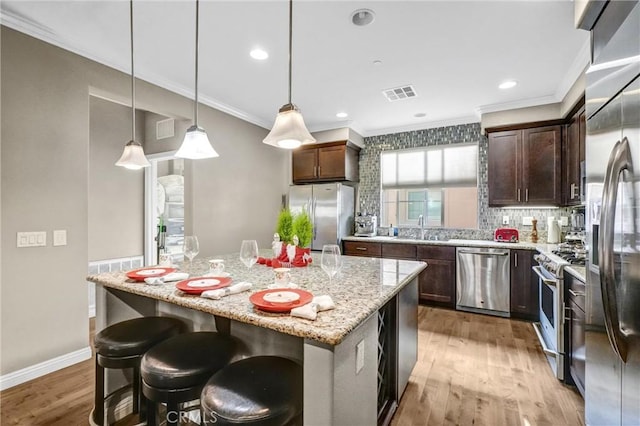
[144,272,189,285]
[201,282,253,300]
[290,295,335,320]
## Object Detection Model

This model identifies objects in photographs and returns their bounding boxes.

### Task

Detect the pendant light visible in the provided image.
[116,0,150,170]
[263,0,315,149]
[175,0,219,159]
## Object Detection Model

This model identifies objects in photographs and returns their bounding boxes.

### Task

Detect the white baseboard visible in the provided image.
[0,346,92,391]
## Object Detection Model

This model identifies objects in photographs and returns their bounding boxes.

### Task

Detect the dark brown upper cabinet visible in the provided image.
[487,123,562,207]
[292,141,360,184]
[562,101,586,206]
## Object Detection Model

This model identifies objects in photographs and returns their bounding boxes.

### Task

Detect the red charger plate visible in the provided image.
[175,277,232,295]
[126,267,176,282]
[250,289,313,313]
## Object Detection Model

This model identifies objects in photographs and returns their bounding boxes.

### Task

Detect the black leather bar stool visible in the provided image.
[200,356,303,426]
[93,316,185,425]
[140,331,242,426]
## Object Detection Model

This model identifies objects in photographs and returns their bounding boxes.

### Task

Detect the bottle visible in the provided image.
[389,224,394,237]
[530,219,538,243]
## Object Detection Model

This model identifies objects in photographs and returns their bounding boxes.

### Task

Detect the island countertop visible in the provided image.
[87,251,426,346]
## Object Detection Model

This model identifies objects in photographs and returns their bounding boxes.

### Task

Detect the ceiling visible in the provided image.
[1,1,590,137]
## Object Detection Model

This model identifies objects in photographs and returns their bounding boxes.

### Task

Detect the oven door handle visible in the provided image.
[532,266,557,287]
[598,137,633,363]
[532,323,558,357]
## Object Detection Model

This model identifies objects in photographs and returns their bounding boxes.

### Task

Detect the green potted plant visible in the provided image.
[275,208,294,262]
[291,211,314,266]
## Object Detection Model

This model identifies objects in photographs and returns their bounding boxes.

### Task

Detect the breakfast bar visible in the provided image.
[88,251,426,425]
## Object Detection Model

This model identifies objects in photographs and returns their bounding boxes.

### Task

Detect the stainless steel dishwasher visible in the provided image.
[456,247,511,317]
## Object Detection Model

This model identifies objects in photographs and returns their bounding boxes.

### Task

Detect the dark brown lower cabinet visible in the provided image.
[565,272,586,398]
[416,246,456,308]
[510,249,539,320]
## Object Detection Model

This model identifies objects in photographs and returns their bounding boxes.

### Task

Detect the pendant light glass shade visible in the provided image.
[175,125,219,159]
[116,140,151,170]
[263,103,315,148]
[263,0,315,149]
[176,0,218,160]
[116,0,150,170]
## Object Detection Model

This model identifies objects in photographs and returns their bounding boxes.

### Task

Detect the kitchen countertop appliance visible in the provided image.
[494,227,519,243]
[288,183,355,251]
[355,214,377,237]
[532,251,569,381]
[584,1,640,425]
[456,247,510,317]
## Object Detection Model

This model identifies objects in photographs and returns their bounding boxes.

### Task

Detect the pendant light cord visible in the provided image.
[130,0,136,142]
[194,0,200,126]
[288,0,293,105]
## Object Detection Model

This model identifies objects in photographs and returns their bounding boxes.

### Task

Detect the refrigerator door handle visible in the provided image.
[598,137,633,363]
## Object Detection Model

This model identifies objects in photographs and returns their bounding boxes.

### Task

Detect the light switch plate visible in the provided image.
[522,216,533,226]
[17,231,46,247]
[502,216,510,225]
[53,230,67,246]
[560,216,569,227]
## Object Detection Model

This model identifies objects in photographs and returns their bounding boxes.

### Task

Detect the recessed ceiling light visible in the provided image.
[250,48,269,60]
[414,113,427,118]
[351,9,375,26]
[499,80,517,89]
[336,112,349,119]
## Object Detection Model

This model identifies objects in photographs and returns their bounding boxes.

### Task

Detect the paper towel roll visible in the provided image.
[547,217,560,243]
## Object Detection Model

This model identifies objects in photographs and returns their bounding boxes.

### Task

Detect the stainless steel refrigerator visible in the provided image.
[288,183,355,251]
[585,2,640,425]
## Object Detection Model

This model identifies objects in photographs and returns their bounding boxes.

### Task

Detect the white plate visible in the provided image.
[263,290,300,303]
[267,283,298,290]
[186,278,221,288]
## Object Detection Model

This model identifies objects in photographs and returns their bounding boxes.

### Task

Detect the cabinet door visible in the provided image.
[522,125,562,205]
[342,241,382,257]
[569,299,586,397]
[564,108,585,205]
[417,259,455,307]
[488,130,521,206]
[510,249,539,320]
[317,145,346,180]
[292,149,318,182]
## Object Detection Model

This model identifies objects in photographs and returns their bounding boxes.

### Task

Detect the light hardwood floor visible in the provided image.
[0,308,584,425]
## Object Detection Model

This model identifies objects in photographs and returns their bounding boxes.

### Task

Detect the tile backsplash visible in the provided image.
[358,122,572,237]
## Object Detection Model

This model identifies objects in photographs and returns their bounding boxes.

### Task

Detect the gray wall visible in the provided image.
[89,97,144,261]
[1,26,288,376]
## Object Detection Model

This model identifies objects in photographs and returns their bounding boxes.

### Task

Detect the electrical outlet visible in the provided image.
[560,216,569,227]
[356,340,365,374]
[502,216,510,225]
[523,216,533,226]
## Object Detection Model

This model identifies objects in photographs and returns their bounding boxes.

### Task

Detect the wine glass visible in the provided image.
[183,236,199,271]
[239,240,259,269]
[321,244,342,285]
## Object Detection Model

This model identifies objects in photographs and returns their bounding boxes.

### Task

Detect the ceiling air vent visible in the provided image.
[156,118,175,140]
[382,85,417,102]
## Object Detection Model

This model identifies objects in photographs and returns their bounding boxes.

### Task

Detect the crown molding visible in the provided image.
[361,115,480,138]
[476,94,558,116]
[554,37,590,101]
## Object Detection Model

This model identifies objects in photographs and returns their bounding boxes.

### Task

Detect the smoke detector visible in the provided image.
[351,9,375,26]
[382,85,417,102]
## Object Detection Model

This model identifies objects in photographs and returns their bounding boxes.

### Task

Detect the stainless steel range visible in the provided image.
[532,251,569,380]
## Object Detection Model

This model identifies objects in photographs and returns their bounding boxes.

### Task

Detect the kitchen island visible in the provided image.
[88,251,426,426]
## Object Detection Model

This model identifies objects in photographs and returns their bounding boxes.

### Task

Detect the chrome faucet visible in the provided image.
[417,214,425,239]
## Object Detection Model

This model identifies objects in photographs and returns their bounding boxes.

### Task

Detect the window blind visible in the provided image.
[380,143,478,189]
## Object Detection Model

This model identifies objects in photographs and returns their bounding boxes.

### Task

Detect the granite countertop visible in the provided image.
[565,265,587,282]
[87,250,426,346]
[343,235,559,252]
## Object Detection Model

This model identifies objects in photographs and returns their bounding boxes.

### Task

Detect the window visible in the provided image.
[380,144,478,228]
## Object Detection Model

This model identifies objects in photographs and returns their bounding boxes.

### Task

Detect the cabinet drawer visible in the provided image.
[343,241,382,257]
[566,272,586,312]
[417,245,455,261]
[382,243,416,260]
